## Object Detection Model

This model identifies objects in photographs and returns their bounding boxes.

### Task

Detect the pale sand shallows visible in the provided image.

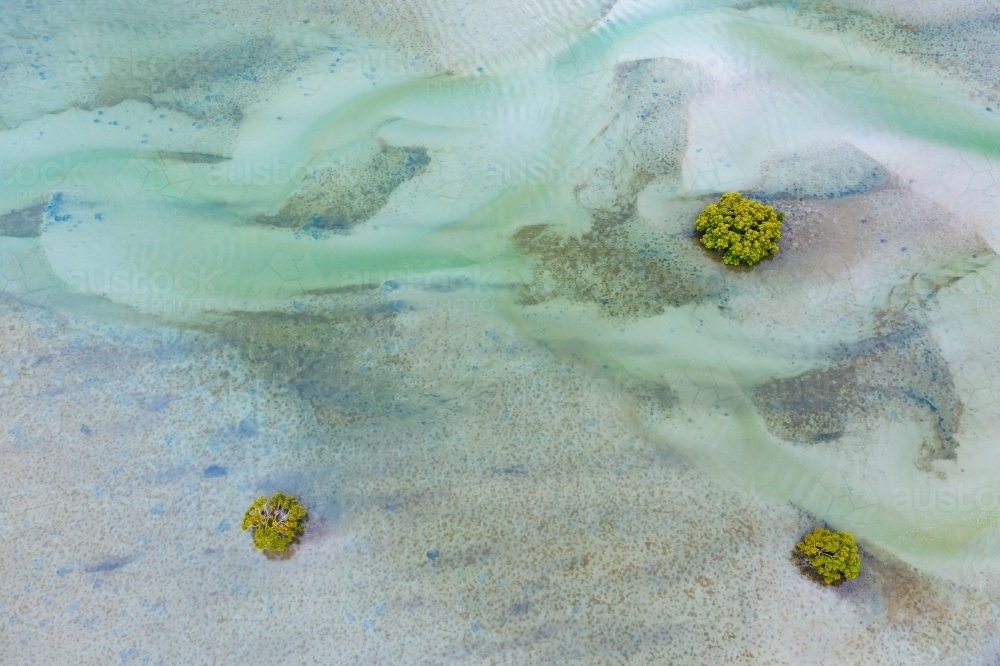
[2,292,999,664]
[4,0,1000,663]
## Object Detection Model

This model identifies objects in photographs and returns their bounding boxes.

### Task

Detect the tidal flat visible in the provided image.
[3,0,1000,663]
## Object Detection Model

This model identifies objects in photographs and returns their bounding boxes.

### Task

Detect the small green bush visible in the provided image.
[795,527,860,585]
[694,192,783,266]
[241,492,307,553]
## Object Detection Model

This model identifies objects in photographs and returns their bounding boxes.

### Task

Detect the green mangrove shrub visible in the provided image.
[694,191,783,266]
[795,527,860,585]
[241,492,307,553]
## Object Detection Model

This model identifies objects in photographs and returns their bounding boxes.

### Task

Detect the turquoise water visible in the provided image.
[3,0,1000,662]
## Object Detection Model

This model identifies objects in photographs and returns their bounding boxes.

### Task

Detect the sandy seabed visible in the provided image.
[3,0,1000,663]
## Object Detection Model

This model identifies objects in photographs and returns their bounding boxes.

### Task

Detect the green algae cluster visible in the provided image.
[752,315,965,466]
[255,141,430,233]
[795,527,861,585]
[0,203,44,238]
[695,192,783,266]
[241,492,307,553]
[513,209,712,319]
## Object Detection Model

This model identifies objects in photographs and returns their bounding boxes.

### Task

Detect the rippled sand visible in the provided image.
[2,0,1000,663]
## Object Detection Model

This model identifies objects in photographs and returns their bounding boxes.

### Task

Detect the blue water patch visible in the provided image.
[148,395,170,412]
[510,601,529,615]
[84,556,131,573]
[237,417,256,437]
[153,464,187,483]
[218,416,257,439]
[203,464,228,478]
